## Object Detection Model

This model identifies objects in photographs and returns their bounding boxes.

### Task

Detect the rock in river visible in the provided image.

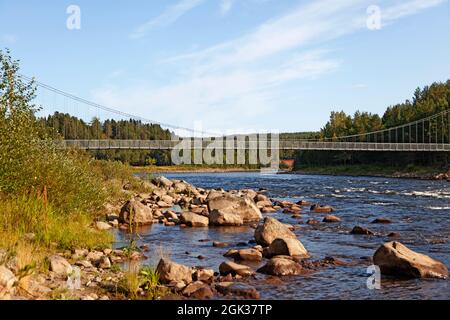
[350,226,375,235]
[207,192,262,222]
[230,248,263,262]
[254,217,297,246]
[156,258,193,285]
[372,218,392,224]
[215,282,260,299]
[180,212,209,227]
[373,241,448,279]
[266,238,309,258]
[209,210,244,226]
[258,257,303,276]
[120,199,154,225]
[322,215,341,223]
[219,261,254,277]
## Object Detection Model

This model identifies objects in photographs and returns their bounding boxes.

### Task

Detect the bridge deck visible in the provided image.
[62,140,450,152]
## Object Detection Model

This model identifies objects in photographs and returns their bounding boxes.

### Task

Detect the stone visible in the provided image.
[262,207,277,213]
[48,255,73,276]
[388,232,401,238]
[153,176,174,189]
[193,268,215,282]
[161,195,174,205]
[180,212,209,227]
[372,218,392,224]
[164,210,179,220]
[306,219,320,225]
[235,248,262,262]
[323,215,341,223]
[350,226,374,235]
[209,210,244,226]
[157,201,171,208]
[311,204,334,213]
[97,256,111,269]
[182,281,213,298]
[156,258,193,285]
[254,217,297,247]
[75,260,93,268]
[95,221,112,231]
[86,251,104,263]
[266,238,309,258]
[208,193,262,222]
[257,257,303,276]
[120,199,154,225]
[256,200,273,208]
[373,241,448,279]
[219,261,254,277]
[0,266,16,290]
[213,241,227,248]
[215,282,260,299]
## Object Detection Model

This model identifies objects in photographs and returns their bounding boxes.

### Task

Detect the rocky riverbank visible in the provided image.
[1,175,448,300]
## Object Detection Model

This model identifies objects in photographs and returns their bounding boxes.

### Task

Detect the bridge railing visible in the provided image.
[61,140,450,151]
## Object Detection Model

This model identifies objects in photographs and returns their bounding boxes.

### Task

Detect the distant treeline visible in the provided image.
[38,114,173,165]
[295,80,450,169]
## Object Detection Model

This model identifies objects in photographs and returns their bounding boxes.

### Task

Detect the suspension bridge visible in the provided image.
[22,74,450,152]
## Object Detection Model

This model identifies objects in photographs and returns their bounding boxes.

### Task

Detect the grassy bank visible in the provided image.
[293,164,444,178]
[0,50,151,274]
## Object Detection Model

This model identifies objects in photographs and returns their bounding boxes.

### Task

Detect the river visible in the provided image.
[116,172,449,300]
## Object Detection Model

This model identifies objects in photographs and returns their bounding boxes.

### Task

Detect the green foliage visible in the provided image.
[139,266,163,299]
[39,112,173,166]
[0,49,114,251]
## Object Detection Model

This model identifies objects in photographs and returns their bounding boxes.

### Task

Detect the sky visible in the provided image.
[1,0,449,134]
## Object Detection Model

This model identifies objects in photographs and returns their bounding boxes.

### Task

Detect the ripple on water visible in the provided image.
[117,172,449,300]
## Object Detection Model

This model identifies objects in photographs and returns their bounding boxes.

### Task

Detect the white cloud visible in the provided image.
[130,0,205,39]
[220,0,235,15]
[108,0,445,133]
[382,0,445,22]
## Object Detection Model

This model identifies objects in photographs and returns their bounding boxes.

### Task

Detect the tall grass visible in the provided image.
[0,50,121,260]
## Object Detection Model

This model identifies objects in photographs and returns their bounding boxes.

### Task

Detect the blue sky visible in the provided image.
[1,0,449,134]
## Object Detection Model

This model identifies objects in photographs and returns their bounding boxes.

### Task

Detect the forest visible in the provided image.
[38,113,173,165]
[294,80,450,169]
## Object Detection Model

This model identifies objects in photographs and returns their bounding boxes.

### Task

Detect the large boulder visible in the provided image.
[266,238,309,258]
[48,255,73,276]
[180,212,209,227]
[208,193,262,222]
[254,217,297,247]
[257,257,303,276]
[120,199,154,225]
[209,210,244,226]
[156,258,193,285]
[373,242,448,279]
[219,261,254,277]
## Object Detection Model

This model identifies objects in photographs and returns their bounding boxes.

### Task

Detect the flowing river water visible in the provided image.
[115,172,449,300]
